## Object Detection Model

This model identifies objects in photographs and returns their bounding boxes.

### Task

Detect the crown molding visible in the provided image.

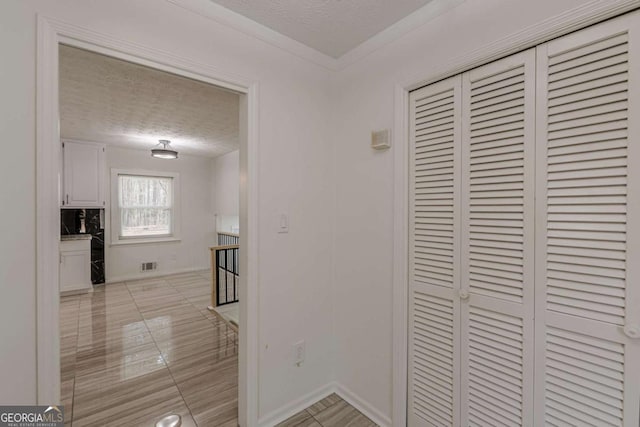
[334,0,465,70]
[401,0,640,90]
[165,0,465,71]
[166,0,640,75]
[165,0,338,70]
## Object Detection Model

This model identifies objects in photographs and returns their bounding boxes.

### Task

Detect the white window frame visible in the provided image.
[110,168,181,245]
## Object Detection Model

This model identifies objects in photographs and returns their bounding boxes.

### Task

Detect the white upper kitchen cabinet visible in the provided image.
[62,140,106,208]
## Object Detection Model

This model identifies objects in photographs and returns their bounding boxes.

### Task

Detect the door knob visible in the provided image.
[623,324,640,339]
[459,289,469,300]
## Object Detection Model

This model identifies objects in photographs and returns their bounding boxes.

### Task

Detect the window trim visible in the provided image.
[110,168,181,246]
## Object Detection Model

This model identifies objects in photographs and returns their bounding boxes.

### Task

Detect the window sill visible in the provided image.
[110,237,181,246]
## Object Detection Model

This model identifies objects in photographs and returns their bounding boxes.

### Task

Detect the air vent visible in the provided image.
[371,129,391,150]
[141,262,157,272]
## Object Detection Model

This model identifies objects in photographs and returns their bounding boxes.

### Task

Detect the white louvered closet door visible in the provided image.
[408,75,462,427]
[534,12,640,427]
[460,49,536,427]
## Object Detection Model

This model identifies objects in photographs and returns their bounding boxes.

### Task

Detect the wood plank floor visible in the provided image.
[60,270,376,427]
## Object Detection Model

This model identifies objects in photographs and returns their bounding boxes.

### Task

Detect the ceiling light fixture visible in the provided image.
[151,139,178,159]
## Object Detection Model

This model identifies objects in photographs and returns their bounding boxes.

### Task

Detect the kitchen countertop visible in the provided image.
[61,234,92,241]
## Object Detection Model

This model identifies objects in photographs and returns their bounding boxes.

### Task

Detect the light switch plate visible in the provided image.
[293,340,305,366]
[278,213,289,233]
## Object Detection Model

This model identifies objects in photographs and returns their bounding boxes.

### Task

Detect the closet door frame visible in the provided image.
[392,3,640,426]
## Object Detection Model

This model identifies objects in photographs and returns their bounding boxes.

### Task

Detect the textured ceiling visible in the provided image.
[208,0,435,58]
[59,45,240,158]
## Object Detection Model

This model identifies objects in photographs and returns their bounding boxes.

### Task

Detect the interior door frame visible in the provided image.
[391,1,640,425]
[36,15,260,426]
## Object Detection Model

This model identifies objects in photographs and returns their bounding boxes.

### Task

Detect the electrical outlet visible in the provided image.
[293,340,305,367]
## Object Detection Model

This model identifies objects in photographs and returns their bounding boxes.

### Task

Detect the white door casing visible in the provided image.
[36,17,259,427]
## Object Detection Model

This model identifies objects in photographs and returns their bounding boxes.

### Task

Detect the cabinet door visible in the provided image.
[408,75,462,427]
[60,250,91,292]
[535,12,640,427]
[63,140,105,207]
[460,48,536,427]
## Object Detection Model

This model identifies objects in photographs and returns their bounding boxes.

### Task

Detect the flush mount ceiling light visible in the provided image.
[151,139,178,159]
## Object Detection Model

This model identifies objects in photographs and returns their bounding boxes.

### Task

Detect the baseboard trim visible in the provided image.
[257,382,391,427]
[60,287,93,297]
[335,383,392,427]
[105,266,209,283]
[258,382,336,427]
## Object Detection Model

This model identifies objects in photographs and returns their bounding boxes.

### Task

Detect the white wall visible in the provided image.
[214,150,240,217]
[0,1,37,403]
[212,149,240,233]
[0,0,334,415]
[105,146,215,281]
[331,0,590,421]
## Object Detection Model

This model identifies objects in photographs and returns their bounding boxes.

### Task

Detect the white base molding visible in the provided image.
[105,266,209,284]
[258,382,336,427]
[258,381,391,427]
[60,287,93,297]
[335,383,392,427]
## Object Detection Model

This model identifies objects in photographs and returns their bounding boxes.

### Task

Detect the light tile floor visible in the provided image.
[60,271,375,427]
[276,394,377,427]
[60,270,238,427]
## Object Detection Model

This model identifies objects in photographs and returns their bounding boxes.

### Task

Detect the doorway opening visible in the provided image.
[36,17,258,427]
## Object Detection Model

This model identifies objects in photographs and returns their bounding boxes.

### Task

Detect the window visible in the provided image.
[111,169,180,244]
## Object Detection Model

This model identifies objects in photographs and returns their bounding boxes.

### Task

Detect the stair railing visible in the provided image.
[209,244,239,308]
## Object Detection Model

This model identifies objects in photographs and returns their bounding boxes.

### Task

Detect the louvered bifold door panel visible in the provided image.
[535,12,640,427]
[460,49,536,427]
[409,76,461,427]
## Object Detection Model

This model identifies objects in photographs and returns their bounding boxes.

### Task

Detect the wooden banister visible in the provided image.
[210,244,240,251]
